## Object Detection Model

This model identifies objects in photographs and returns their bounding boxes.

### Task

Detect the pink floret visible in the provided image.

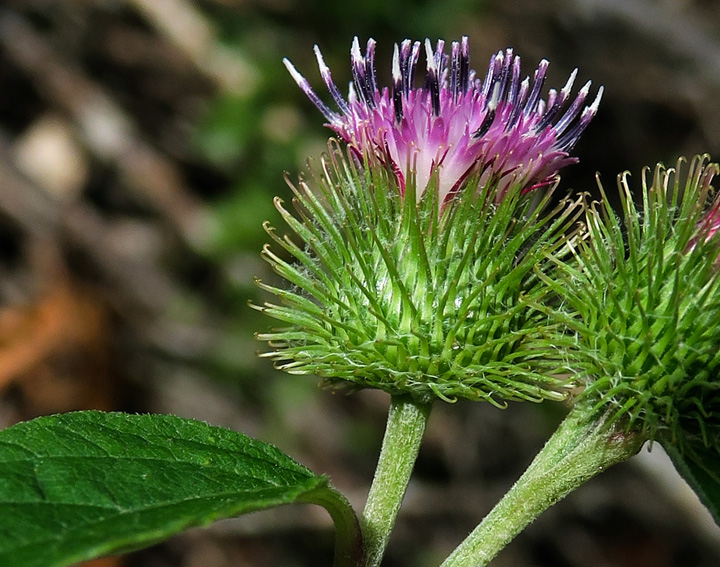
[284,36,602,205]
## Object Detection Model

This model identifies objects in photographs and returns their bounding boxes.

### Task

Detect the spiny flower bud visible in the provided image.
[550,155,720,451]
[255,37,599,406]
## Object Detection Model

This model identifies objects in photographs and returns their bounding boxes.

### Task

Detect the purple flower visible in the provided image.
[284,37,602,205]
[691,169,720,255]
[700,188,720,238]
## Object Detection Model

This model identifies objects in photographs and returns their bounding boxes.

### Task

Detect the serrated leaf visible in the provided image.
[664,442,720,525]
[0,411,360,567]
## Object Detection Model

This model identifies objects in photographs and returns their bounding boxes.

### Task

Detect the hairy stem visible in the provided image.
[361,395,432,567]
[441,403,646,567]
[301,483,364,567]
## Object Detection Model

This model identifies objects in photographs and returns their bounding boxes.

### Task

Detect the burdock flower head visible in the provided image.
[256,37,601,405]
[547,156,720,453]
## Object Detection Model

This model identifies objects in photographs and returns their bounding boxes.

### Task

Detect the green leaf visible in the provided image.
[664,442,720,524]
[0,411,361,567]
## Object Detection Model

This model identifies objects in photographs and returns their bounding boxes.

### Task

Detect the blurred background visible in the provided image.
[1,0,720,566]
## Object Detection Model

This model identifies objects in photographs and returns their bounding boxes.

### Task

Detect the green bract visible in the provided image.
[547,155,720,450]
[255,143,581,405]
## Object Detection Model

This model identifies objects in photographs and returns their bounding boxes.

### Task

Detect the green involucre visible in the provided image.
[255,142,581,405]
[548,155,720,450]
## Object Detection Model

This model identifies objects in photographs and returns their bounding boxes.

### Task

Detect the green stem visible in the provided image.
[301,483,364,567]
[441,403,646,567]
[361,395,433,567]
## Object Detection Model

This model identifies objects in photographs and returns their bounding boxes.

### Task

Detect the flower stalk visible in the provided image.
[441,401,645,567]
[361,396,432,567]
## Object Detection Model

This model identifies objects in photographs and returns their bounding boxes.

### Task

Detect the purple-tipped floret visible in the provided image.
[284,36,602,204]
